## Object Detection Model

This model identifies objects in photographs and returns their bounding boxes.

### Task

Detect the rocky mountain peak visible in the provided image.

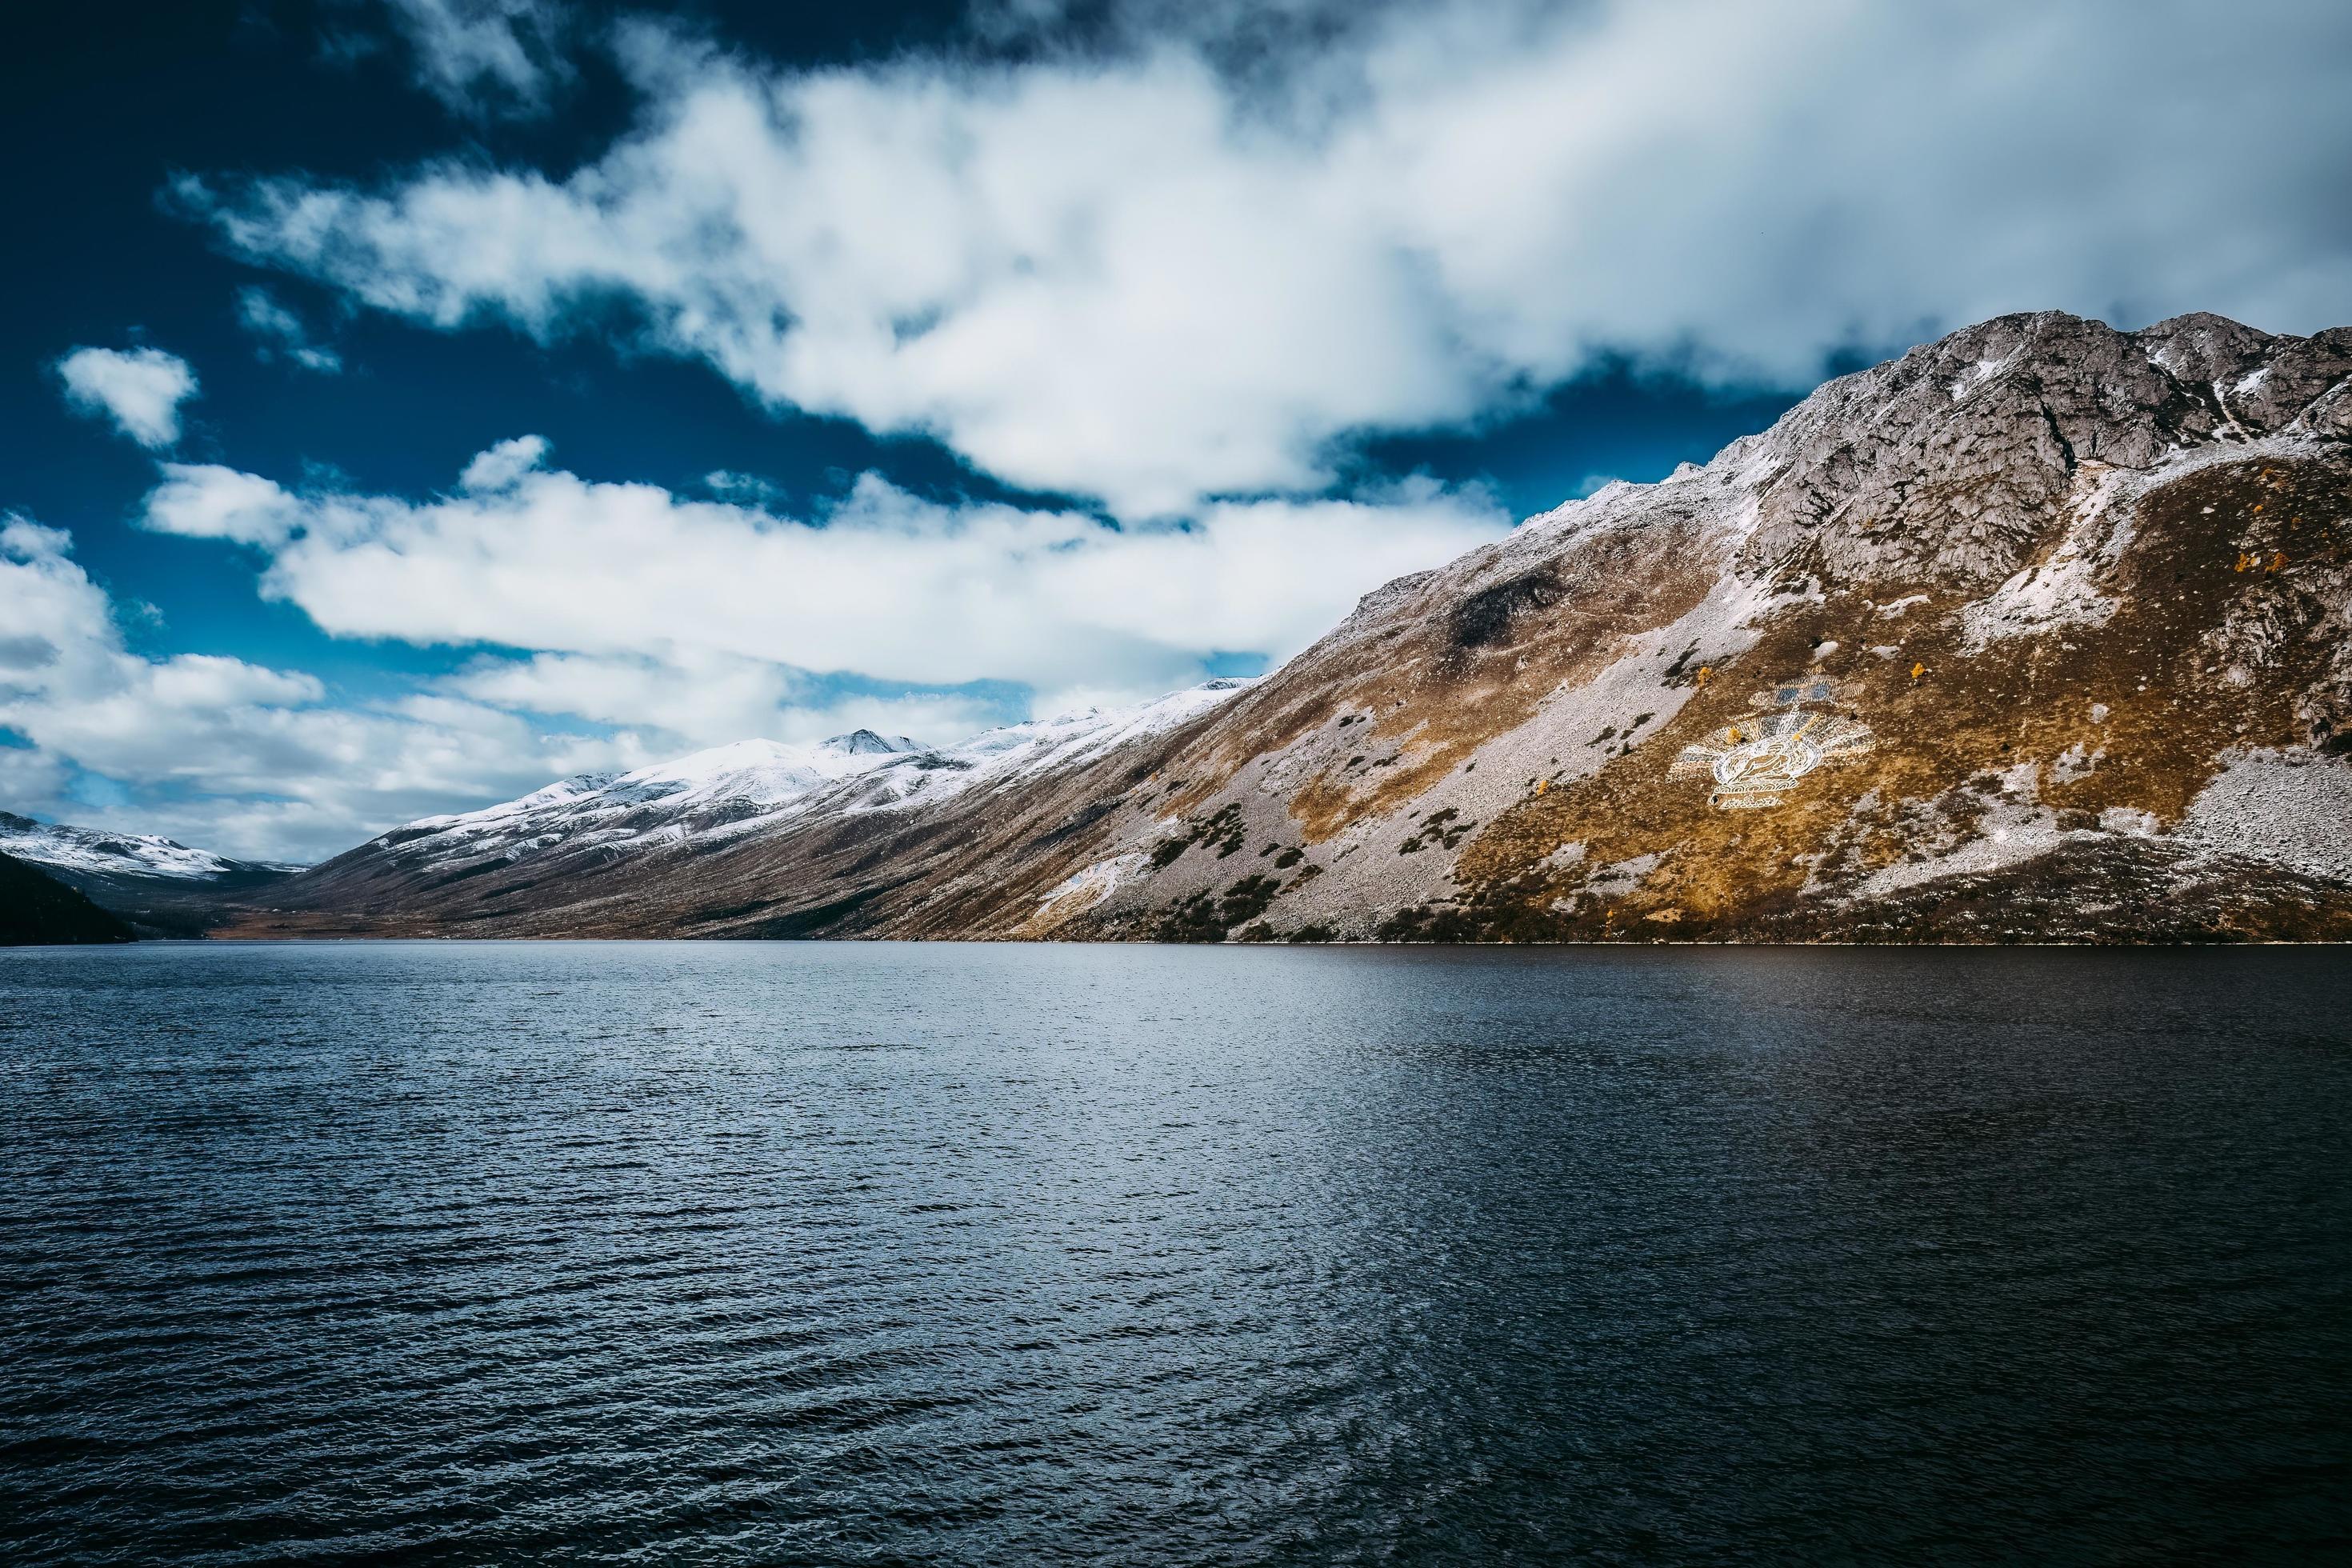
[824,730,925,755]
[1719,310,2352,592]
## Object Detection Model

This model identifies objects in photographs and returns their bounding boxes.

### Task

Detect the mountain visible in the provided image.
[0,812,299,937]
[214,690,1254,936]
[376,730,929,863]
[0,850,135,946]
[211,310,2352,943]
[263,729,930,914]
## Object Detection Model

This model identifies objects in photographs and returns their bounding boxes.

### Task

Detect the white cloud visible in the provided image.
[51,436,1494,857]
[145,464,304,546]
[234,286,343,373]
[55,346,199,449]
[138,442,1508,698]
[186,0,2352,516]
[442,648,794,735]
[702,470,788,506]
[0,739,68,808]
[0,516,648,862]
[442,649,1003,750]
[374,0,570,118]
[14,442,1458,858]
[458,433,549,491]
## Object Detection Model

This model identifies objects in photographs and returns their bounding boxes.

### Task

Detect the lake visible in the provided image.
[3,942,2348,1564]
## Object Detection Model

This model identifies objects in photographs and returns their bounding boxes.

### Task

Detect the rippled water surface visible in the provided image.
[4,942,2349,1565]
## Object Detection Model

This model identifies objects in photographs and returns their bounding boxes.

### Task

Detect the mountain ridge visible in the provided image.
[218,682,1256,933]
[137,310,2352,941]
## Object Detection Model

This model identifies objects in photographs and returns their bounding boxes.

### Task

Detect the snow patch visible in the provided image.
[0,811,294,880]
[1036,852,1145,919]
[1960,465,2134,649]
[2049,742,2103,785]
[1540,842,1587,871]
[1949,350,2022,402]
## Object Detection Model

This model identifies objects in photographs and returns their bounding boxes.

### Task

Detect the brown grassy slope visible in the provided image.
[1435,451,2352,941]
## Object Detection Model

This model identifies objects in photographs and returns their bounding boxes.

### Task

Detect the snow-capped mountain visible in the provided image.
[261,696,1251,918]
[206,311,2352,942]
[0,811,301,936]
[803,682,1256,816]
[0,811,297,883]
[339,730,933,875]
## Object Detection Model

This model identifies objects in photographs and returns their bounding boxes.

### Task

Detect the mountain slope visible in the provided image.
[214,310,2352,942]
[221,698,1247,936]
[254,730,929,920]
[0,813,298,937]
[0,851,135,946]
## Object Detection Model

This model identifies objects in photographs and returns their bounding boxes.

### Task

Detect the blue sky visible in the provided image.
[4,0,2348,860]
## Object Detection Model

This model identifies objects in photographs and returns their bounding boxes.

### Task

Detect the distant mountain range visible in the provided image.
[0,812,298,938]
[19,310,2352,943]
[210,687,1255,937]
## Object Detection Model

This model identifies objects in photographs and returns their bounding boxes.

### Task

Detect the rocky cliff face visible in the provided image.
[216,310,2352,942]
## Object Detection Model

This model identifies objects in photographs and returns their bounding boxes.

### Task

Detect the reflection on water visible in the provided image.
[3,942,2348,1564]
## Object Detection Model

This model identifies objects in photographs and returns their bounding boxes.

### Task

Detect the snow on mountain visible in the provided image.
[618,732,925,807]
[818,680,1259,815]
[0,810,301,938]
[0,811,296,882]
[374,730,932,868]
[294,687,1257,894]
[827,730,924,756]
[950,681,1254,780]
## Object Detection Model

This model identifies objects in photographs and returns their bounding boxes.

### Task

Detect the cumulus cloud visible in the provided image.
[0,738,69,810]
[145,464,304,546]
[13,431,1464,858]
[55,346,199,449]
[458,433,550,491]
[0,516,647,862]
[138,439,1507,697]
[183,0,2352,516]
[234,286,343,373]
[37,422,1498,857]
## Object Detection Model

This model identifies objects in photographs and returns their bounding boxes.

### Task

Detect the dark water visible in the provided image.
[2,943,2348,1565]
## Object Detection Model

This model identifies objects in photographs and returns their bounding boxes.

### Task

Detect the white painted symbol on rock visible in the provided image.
[1668,680,1874,810]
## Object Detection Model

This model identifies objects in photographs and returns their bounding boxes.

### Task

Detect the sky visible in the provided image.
[4,0,2349,862]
